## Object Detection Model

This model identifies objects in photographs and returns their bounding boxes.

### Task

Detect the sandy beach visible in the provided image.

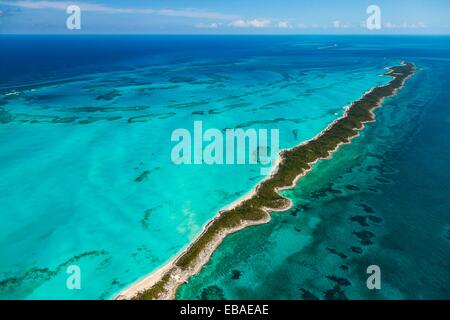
[115,62,415,300]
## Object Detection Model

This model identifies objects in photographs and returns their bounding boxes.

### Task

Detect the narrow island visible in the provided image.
[116,61,415,300]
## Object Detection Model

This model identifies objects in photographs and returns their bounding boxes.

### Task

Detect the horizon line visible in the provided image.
[1,33,450,36]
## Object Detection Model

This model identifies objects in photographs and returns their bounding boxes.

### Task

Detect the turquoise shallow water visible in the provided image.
[177,46,450,300]
[0,36,449,299]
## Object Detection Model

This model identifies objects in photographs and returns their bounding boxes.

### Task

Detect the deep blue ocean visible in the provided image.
[0,35,449,299]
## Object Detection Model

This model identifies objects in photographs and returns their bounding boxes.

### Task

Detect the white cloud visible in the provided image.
[383,21,426,29]
[195,22,220,29]
[296,23,323,29]
[0,1,240,20]
[229,19,294,29]
[276,21,292,29]
[156,8,238,20]
[417,22,426,28]
[229,19,271,28]
[333,20,350,29]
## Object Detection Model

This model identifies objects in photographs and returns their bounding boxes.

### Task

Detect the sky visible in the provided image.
[0,0,449,34]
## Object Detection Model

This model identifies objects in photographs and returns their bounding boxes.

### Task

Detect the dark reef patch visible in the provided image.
[324,285,348,300]
[357,203,375,214]
[0,250,107,299]
[134,170,150,183]
[350,246,363,254]
[366,164,383,172]
[208,102,252,115]
[299,288,319,300]
[168,101,208,109]
[340,265,349,271]
[131,246,159,264]
[141,208,157,231]
[310,183,342,200]
[200,285,225,300]
[290,203,311,217]
[52,116,78,123]
[0,108,14,123]
[64,106,149,113]
[230,270,242,280]
[107,116,122,121]
[326,247,348,259]
[169,77,196,83]
[16,114,59,123]
[78,116,116,124]
[345,184,360,191]
[98,277,126,300]
[233,117,302,130]
[349,215,369,227]
[96,89,121,101]
[444,228,450,240]
[134,167,160,183]
[326,275,351,287]
[350,215,382,226]
[354,230,375,246]
[216,93,250,102]
[128,113,175,123]
[263,100,291,108]
[374,176,391,184]
[136,85,179,94]
[0,110,124,125]
[368,215,383,223]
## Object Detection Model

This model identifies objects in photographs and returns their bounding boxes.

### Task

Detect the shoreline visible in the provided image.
[115,61,415,300]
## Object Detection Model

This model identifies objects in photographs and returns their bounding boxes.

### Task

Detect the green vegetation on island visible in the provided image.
[132,62,415,300]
